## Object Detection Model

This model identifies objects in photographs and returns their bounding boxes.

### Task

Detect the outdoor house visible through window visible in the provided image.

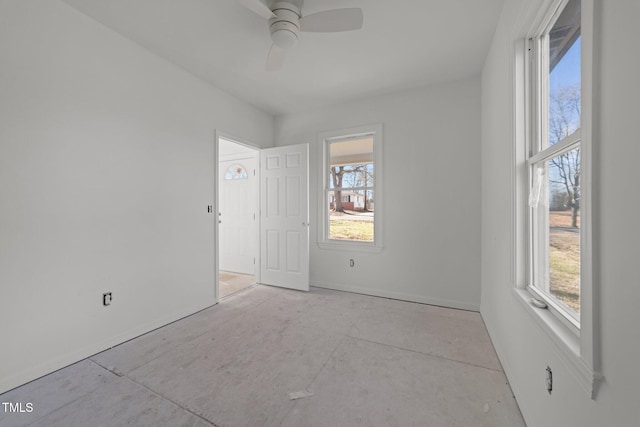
[327,136,375,242]
[528,0,582,328]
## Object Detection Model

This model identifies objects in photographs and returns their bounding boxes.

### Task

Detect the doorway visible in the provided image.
[215,134,310,300]
[218,136,259,298]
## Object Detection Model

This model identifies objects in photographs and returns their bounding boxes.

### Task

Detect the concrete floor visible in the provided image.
[0,286,525,427]
[219,271,256,299]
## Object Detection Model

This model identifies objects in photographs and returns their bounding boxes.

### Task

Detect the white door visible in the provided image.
[219,156,257,275]
[260,144,309,291]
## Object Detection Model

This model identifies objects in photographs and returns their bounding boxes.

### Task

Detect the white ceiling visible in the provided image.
[62,0,504,116]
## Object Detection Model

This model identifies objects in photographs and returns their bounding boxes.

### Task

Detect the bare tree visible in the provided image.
[549,85,581,228]
[359,165,374,211]
[331,164,374,212]
[330,166,347,212]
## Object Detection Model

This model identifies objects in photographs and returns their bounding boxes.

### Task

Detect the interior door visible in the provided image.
[260,144,309,291]
[219,156,257,275]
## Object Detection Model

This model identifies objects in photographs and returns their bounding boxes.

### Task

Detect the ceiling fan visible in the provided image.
[237,0,364,71]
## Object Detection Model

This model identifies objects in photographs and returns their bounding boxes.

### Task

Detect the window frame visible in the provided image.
[317,124,383,252]
[527,9,583,329]
[513,0,600,398]
[528,143,582,333]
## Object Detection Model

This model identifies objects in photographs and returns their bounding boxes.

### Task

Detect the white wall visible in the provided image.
[275,78,482,310]
[0,0,273,394]
[481,1,640,426]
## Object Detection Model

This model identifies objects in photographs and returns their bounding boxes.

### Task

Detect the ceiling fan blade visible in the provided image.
[237,0,276,19]
[299,8,363,32]
[266,44,285,71]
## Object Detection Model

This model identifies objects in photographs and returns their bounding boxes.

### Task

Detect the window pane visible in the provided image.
[547,0,581,147]
[224,163,248,180]
[534,147,581,315]
[328,190,374,242]
[329,164,374,190]
[329,137,374,189]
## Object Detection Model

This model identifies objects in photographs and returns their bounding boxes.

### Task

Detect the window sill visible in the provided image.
[317,241,383,253]
[513,288,601,399]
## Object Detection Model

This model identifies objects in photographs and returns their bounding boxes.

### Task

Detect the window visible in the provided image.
[318,124,383,252]
[527,0,582,330]
[224,164,248,180]
[517,0,599,397]
[327,139,374,242]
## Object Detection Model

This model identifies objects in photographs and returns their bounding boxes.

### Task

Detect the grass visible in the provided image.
[329,220,374,241]
[548,211,580,313]
[549,209,580,228]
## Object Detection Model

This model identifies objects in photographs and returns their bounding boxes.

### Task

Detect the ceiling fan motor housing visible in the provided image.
[268,1,302,49]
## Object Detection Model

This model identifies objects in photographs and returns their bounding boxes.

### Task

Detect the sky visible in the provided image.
[550,36,581,94]
[547,35,581,203]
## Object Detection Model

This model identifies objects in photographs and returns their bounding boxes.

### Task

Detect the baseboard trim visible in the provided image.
[311,281,480,312]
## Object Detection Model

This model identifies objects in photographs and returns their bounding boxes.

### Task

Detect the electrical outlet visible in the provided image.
[546,366,553,394]
[103,292,112,306]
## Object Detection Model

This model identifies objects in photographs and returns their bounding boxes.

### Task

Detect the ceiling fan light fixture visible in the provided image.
[271,28,298,49]
[237,0,364,70]
[268,3,301,50]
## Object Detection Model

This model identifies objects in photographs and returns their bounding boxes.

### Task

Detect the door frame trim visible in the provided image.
[215,131,261,302]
